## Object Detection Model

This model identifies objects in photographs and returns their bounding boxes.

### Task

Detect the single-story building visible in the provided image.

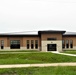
[0,30,76,52]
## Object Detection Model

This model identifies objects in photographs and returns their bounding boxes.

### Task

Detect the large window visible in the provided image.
[35,40,38,49]
[10,40,20,49]
[31,40,34,49]
[66,40,69,48]
[62,40,65,48]
[26,40,30,49]
[26,40,38,49]
[1,40,4,49]
[47,38,57,40]
[70,40,73,48]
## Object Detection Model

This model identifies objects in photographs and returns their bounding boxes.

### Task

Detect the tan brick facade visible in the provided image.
[63,36,76,46]
[40,33,63,52]
[41,33,62,40]
[63,36,76,50]
[0,30,76,51]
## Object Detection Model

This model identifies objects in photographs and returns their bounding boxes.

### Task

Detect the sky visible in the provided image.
[0,0,76,33]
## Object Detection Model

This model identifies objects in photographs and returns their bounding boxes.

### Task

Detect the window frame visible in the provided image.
[31,40,34,49]
[26,40,30,49]
[62,40,65,48]
[35,40,38,49]
[70,40,73,48]
[66,40,69,48]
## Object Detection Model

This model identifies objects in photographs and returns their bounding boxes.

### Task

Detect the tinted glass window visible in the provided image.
[47,38,57,40]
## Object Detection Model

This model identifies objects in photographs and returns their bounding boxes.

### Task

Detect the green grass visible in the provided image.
[0,52,76,64]
[63,50,76,54]
[0,66,76,75]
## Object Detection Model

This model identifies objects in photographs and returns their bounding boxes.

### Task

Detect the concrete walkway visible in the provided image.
[0,51,76,57]
[0,63,76,68]
[51,51,76,57]
[0,52,41,54]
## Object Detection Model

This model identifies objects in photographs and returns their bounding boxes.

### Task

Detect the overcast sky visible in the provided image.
[0,0,76,33]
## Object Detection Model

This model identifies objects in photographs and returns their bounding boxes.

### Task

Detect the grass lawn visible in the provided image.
[63,50,76,54]
[0,52,76,64]
[0,66,76,75]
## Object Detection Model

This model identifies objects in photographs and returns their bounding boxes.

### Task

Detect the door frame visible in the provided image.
[47,44,57,51]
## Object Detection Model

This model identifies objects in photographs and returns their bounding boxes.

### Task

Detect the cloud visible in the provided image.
[0,0,76,32]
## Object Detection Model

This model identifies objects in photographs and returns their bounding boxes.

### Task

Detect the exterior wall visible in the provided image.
[41,41,62,52]
[23,37,41,50]
[20,47,40,50]
[4,47,10,50]
[0,37,8,47]
[41,33,63,52]
[1,32,75,52]
[63,46,76,50]
[0,36,41,50]
[63,36,76,50]
[7,37,23,47]
[41,33,62,40]
[0,37,8,49]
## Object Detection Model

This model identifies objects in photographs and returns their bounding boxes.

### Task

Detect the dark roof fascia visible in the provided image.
[0,34,39,37]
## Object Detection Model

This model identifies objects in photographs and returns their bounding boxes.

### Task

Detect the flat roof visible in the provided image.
[0,31,38,37]
[63,32,76,36]
[1,30,76,37]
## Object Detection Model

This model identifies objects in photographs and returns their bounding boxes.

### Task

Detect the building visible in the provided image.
[0,30,76,52]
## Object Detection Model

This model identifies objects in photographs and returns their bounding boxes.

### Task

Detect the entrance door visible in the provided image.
[47,44,56,51]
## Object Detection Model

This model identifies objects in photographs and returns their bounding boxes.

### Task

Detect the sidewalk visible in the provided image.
[51,51,76,56]
[0,63,76,68]
[0,52,42,54]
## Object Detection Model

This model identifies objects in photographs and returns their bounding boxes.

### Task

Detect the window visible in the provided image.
[62,40,65,48]
[10,40,20,49]
[66,40,69,48]
[31,40,34,49]
[1,40,4,49]
[27,40,29,49]
[70,40,73,48]
[47,38,57,40]
[35,40,38,49]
